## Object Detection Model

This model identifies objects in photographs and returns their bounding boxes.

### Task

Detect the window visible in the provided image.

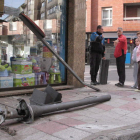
[42,2,45,7]
[41,12,45,18]
[48,0,52,3]
[28,1,31,5]
[9,22,17,31]
[47,6,59,15]
[28,10,32,15]
[102,8,112,26]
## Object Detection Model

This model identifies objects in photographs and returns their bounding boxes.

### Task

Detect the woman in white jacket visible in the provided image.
[132,38,139,88]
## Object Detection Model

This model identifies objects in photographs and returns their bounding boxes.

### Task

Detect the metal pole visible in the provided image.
[0,95,111,124]
[18,13,100,92]
[31,95,111,117]
[40,38,100,91]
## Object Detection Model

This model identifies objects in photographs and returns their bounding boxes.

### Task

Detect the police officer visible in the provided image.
[90,25,105,85]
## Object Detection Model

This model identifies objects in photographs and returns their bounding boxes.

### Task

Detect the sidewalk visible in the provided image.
[1,65,140,140]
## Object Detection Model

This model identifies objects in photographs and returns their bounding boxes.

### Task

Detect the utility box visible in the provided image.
[98,59,110,84]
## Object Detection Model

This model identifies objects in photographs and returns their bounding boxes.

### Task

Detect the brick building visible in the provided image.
[86,0,140,64]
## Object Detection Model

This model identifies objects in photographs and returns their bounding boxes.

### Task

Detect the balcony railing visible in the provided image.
[123,17,140,21]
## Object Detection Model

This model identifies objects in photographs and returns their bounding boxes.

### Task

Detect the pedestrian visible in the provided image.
[135,32,140,92]
[137,31,140,41]
[90,25,105,85]
[113,27,127,87]
[131,38,139,89]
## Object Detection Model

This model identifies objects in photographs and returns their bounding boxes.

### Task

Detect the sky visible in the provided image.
[4,0,25,8]
[0,0,25,19]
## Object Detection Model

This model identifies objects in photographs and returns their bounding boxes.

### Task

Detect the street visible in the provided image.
[85,64,134,85]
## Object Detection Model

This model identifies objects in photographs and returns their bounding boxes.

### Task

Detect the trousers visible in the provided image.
[90,52,102,82]
[133,62,138,88]
[116,52,126,84]
[137,62,140,90]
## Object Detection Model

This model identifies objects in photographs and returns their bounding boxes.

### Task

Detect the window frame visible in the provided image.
[102,7,112,27]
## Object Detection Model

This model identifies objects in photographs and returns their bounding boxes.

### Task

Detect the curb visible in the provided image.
[82,123,140,140]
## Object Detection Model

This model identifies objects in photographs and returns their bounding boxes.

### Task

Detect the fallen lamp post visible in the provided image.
[0,95,111,124]
[18,13,100,92]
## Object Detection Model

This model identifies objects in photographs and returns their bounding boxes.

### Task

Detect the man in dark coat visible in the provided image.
[90,25,105,85]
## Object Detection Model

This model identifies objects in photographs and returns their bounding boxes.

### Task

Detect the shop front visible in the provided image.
[0,0,68,91]
[0,0,86,93]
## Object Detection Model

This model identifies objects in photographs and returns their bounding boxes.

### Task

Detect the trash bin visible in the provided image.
[98,59,110,84]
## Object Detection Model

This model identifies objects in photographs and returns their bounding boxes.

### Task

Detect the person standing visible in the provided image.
[135,32,140,92]
[90,25,105,85]
[114,27,127,87]
[131,38,139,88]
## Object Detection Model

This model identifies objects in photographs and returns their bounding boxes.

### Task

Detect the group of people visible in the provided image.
[89,25,140,91]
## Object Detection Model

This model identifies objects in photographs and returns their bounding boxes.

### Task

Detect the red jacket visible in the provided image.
[114,34,127,58]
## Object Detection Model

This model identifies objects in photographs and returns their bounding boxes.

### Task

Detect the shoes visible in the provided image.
[115,82,124,87]
[90,81,100,85]
[131,86,138,89]
[90,81,97,85]
[135,89,140,92]
[95,81,100,85]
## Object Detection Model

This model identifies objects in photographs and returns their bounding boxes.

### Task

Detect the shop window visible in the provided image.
[102,7,112,26]
[0,0,67,90]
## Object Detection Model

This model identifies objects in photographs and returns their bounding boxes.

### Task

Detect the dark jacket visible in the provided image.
[90,31,105,57]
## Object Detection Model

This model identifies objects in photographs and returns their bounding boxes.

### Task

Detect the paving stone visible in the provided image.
[95,111,123,119]
[85,107,106,114]
[133,109,140,115]
[120,102,140,112]
[75,123,125,134]
[39,134,62,140]
[12,127,40,140]
[23,131,46,140]
[53,127,91,140]
[94,104,114,111]
[125,112,140,120]
[104,98,129,107]
[0,136,15,140]
[61,112,81,117]
[110,108,131,115]
[116,116,140,125]
[55,118,86,127]
[72,115,98,123]
[121,97,136,102]
[32,121,68,134]
[48,114,68,121]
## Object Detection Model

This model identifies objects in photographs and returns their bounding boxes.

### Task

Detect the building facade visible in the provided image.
[0,0,4,17]
[86,0,140,64]
[0,0,86,91]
